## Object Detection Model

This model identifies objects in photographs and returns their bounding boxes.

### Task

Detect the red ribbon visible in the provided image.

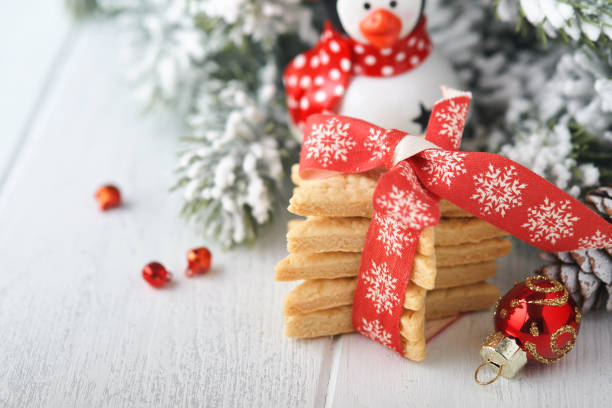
[299,91,612,356]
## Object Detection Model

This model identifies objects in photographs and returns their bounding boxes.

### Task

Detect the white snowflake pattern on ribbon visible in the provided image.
[362,260,400,315]
[359,318,392,348]
[376,185,436,229]
[364,127,391,162]
[578,230,612,249]
[522,198,579,244]
[433,99,468,149]
[399,163,419,183]
[471,164,527,216]
[304,118,355,167]
[398,162,429,195]
[375,213,417,257]
[420,150,467,187]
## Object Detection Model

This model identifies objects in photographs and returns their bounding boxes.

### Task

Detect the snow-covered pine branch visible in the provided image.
[497,0,612,48]
[428,0,612,195]
[176,67,297,247]
[73,0,315,246]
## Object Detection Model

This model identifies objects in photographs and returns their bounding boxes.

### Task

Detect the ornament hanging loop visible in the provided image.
[474,360,503,386]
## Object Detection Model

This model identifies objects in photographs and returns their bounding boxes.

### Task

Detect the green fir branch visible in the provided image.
[64,0,99,17]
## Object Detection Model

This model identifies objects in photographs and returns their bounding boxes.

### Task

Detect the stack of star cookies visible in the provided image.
[275,165,511,360]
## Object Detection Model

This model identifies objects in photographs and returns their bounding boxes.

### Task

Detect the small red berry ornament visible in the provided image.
[96,185,121,211]
[185,247,212,277]
[142,262,172,288]
[475,276,581,385]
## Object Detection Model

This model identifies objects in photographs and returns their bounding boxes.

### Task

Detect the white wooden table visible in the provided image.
[1,5,610,407]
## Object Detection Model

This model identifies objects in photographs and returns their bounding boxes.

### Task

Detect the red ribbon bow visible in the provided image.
[299,90,612,356]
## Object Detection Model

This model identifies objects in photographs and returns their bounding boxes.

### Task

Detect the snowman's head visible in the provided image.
[333,0,424,48]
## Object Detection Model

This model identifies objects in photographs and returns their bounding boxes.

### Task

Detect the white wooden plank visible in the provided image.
[327,239,612,407]
[0,1,71,181]
[0,22,332,407]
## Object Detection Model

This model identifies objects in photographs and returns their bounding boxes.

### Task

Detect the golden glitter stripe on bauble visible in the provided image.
[524,325,577,364]
[524,276,569,307]
[550,325,578,356]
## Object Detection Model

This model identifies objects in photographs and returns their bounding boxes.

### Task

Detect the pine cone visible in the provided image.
[585,186,612,223]
[537,187,612,313]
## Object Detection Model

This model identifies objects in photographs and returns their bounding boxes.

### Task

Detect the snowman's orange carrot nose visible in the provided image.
[359,8,402,49]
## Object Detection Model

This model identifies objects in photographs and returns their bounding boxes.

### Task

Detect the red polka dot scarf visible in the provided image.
[284,17,432,129]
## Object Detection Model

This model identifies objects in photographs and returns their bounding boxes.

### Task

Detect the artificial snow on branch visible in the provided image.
[76,0,316,247]
[497,0,612,49]
[175,65,297,247]
[428,0,611,194]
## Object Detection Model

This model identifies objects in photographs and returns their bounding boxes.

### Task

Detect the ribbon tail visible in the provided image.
[353,161,440,356]
[412,151,612,252]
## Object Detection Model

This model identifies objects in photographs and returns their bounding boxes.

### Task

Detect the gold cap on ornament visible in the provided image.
[474,332,527,385]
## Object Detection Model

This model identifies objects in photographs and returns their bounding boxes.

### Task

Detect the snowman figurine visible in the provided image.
[284,0,460,136]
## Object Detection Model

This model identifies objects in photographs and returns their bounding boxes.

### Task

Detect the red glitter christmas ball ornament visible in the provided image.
[95,185,122,211]
[185,247,212,277]
[494,275,580,363]
[475,276,581,385]
[142,262,172,288]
